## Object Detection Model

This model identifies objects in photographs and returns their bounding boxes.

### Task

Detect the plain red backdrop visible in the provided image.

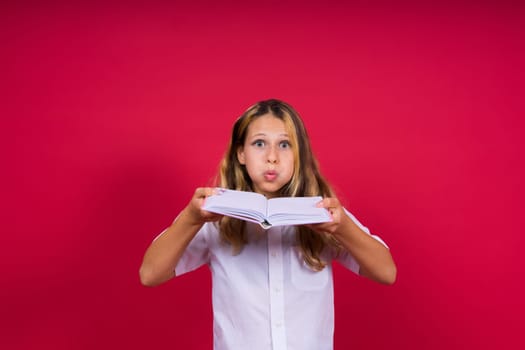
[1,1,524,349]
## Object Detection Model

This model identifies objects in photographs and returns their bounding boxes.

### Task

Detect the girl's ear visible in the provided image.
[237,147,246,165]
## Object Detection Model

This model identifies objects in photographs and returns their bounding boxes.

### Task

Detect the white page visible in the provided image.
[203,189,267,219]
[267,196,323,215]
[267,196,331,225]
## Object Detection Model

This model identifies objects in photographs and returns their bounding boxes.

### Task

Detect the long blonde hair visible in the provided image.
[216,99,340,271]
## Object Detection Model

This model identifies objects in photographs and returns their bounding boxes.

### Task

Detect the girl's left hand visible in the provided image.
[306,197,346,235]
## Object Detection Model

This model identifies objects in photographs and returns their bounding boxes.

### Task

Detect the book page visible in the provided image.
[267,196,322,215]
[267,196,331,226]
[202,189,268,222]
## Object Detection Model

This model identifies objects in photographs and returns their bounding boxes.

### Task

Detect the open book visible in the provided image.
[202,189,331,229]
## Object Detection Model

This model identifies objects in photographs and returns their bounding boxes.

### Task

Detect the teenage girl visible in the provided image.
[140,99,396,350]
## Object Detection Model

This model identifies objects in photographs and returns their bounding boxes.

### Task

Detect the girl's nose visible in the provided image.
[267,147,278,164]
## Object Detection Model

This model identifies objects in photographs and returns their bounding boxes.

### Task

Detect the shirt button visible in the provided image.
[276,322,282,328]
[271,252,277,257]
[274,287,280,293]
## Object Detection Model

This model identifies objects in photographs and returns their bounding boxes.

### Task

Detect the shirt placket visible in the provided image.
[267,227,287,350]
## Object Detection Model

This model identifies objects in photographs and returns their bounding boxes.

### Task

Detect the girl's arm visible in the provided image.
[139,187,221,287]
[310,198,397,285]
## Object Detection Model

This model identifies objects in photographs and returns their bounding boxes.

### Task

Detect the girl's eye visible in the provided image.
[279,141,291,149]
[252,140,265,147]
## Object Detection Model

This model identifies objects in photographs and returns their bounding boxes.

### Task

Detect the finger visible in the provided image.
[194,187,205,198]
[317,197,339,208]
[203,210,222,219]
[196,187,216,198]
[204,187,217,197]
[316,198,329,208]
[208,187,227,197]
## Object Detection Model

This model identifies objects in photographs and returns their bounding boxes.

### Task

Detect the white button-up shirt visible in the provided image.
[174,211,386,350]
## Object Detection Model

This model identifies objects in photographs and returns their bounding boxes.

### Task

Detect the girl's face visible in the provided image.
[237,114,295,198]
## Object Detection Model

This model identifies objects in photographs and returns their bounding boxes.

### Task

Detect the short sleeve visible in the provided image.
[335,209,389,275]
[173,222,215,276]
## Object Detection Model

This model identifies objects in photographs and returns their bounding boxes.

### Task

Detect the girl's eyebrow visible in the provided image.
[250,132,289,138]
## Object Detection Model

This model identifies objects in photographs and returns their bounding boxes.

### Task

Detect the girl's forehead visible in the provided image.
[246,114,289,135]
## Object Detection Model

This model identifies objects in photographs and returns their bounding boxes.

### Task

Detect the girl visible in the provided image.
[139,99,396,350]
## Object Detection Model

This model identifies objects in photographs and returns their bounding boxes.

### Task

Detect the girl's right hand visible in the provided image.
[185,187,223,225]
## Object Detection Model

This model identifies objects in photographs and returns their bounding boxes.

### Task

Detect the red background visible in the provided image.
[2,1,524,349]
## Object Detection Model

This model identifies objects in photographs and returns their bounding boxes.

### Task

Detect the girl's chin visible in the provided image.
[253,184,283,198]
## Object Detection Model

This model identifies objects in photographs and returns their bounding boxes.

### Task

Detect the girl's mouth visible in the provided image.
[264,170,277,181]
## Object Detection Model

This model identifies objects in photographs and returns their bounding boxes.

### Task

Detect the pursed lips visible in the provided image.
[263,170,277,181]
